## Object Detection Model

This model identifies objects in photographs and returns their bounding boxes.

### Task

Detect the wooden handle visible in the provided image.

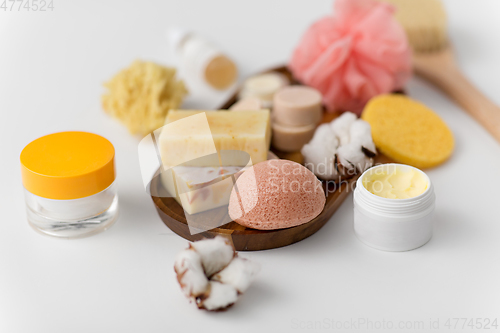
[414,49,500,143]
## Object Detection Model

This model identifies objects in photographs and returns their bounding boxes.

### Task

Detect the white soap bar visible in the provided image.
[239,72,289,107]
[229,97,263,111]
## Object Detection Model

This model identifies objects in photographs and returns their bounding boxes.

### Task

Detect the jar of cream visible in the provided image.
[353,163,435,251]
[20,132,118,238]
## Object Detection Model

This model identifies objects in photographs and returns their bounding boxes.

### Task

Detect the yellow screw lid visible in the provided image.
[20,132,116,200]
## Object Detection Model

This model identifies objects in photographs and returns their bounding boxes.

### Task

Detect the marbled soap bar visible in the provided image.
[161,165,245,215]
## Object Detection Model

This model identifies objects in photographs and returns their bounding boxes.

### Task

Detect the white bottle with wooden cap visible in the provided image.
[168,28,238,91]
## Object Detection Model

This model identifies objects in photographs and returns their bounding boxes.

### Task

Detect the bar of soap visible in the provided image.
[271,122,316,152]
[228,160,325,230]
[159,110,271,167]
[273,86,322,127]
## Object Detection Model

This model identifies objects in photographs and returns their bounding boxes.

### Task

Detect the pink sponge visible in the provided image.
[289,0,412,114]
[228,160,326,230]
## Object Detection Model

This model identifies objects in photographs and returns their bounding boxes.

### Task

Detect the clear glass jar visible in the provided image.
[353,163,435,251]
[24,183,118,238]
[20,131,119,239]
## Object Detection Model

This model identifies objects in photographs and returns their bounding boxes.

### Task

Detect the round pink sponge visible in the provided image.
[228,160,326,230]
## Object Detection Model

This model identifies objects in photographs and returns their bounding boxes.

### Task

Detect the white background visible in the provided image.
[1,1,500,332]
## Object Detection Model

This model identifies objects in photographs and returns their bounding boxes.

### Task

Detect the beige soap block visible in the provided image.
[272,122,316,152]
[159,110,271,167]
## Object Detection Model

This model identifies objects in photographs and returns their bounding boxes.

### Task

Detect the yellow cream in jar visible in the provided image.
[362,166,428,199]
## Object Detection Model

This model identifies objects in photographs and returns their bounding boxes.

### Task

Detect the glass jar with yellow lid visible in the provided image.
[20,131,118,238]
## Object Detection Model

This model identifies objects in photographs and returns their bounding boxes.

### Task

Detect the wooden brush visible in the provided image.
[384,0,500,143]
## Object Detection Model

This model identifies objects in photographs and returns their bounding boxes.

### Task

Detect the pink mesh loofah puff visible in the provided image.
[289,0,412,114]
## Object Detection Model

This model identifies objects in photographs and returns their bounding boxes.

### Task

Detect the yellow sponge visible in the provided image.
[362,95,454,168]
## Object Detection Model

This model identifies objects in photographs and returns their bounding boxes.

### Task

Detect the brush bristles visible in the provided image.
[383,0,448,53]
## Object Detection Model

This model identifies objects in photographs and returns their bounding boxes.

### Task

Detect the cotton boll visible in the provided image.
[337,143,373,174]
[190,236,235,277]
[331,112,357,145]
[309,123,336,147]
[302,143,339,180]
[212,257,261,293]
[330,114,376,173]
[302,112,376,181]
[197,281,239,311]
[349,119,377,155]
[174,238,260,311]
[174,249,209,298]
[302,124,340,180]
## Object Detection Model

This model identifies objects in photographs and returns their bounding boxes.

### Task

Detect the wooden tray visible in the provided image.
[151,65,387,251]
[152,172,358,251]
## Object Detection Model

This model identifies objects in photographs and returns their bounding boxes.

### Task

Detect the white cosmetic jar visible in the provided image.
[353,164,435,251]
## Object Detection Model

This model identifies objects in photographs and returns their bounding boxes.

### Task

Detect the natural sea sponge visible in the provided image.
[102,60,187,135]
[362,94,454,168]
